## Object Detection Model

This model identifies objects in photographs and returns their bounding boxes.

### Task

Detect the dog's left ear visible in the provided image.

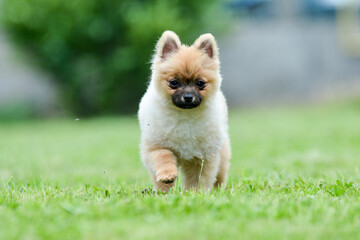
[156,31,181,60]
[193,33,218,59]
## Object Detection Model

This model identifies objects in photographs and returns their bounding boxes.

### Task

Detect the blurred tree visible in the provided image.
[0,0,230,115]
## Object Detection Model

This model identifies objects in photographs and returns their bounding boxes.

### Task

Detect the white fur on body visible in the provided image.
[138,81,230,190]
[138,30,231,191]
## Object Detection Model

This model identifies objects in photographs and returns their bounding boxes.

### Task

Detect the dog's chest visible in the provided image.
[148,114,223,160]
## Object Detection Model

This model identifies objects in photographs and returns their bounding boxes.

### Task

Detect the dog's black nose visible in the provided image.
[183,94,193,103]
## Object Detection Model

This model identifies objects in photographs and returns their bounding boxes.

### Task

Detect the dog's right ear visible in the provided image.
[155,31,181,60]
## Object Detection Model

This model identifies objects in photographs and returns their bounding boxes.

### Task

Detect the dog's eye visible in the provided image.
[196,79,206,89]
[169,79,180,89]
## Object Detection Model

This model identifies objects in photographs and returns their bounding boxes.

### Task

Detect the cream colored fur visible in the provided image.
[138,31,231,192]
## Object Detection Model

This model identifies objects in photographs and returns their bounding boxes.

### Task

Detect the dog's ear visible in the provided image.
[193,33,218,59]
[156,31,181,60]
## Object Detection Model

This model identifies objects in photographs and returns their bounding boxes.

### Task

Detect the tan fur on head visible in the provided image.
[152,31,221,105]
[193,33,219,59]
[138,31,231,193]
[155,31,181,60]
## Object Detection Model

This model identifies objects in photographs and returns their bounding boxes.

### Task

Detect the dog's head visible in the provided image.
[151,31,221,110]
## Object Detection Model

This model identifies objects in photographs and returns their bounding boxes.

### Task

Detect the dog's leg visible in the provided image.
[198,156,221,191]
[181,156,220,192]
[214,139,231,189]
[181,159,202,191]
[144,149,178,192]
[150,174,175,193]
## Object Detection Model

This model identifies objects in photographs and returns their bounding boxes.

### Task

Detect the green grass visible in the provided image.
[1,103,360,240]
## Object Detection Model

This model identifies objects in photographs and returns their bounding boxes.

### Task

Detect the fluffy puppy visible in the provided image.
[138,31,231,192]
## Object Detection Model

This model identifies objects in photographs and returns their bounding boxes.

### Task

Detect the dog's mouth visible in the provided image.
[171,88,203,110]
[173,101,201,109]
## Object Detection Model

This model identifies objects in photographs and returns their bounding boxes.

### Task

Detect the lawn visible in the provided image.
[1,103,360,240]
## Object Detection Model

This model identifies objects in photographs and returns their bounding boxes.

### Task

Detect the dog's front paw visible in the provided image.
[156,168,178,184]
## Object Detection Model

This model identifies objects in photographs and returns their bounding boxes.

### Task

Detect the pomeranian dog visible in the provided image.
[138,31,231,192]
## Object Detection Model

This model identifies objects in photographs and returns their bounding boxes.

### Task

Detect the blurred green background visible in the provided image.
[1,1,360,239]
[0,0,229,116]
[1,0,360,118]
